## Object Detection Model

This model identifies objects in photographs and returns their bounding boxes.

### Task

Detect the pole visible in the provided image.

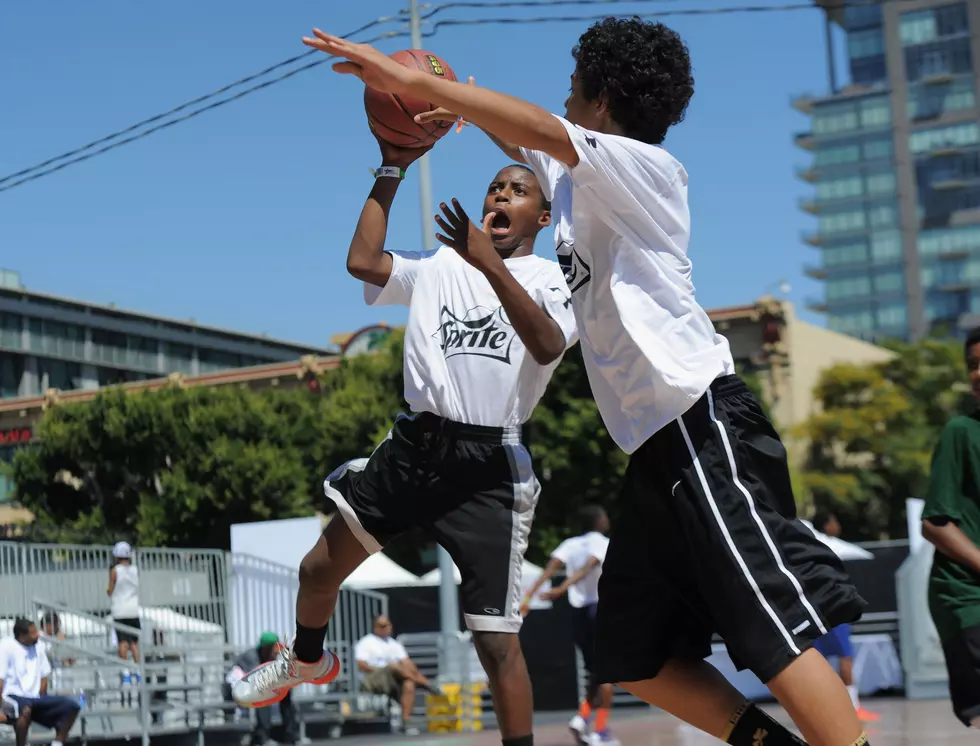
[410,0,435,254]
[410,0,459,638]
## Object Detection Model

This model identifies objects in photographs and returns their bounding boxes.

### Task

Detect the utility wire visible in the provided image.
[0,15,403,189]
[0,0,908,194]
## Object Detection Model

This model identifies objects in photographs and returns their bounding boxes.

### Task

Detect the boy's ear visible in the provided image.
[539,209,552,228]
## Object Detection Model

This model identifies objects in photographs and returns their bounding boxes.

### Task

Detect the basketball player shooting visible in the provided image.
[303,18,869,746]
[233,120,578,746]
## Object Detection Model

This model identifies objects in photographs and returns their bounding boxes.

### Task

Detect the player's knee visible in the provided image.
[298,543,343,592]
[473,631,520,674]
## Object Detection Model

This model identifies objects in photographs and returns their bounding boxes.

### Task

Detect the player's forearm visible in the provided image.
[409,75,577,166]
[347,179,400,287]
[482,262,565,365]
[923,519,980,575]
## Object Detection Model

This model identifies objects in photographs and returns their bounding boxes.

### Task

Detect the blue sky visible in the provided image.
[1,1,843,349]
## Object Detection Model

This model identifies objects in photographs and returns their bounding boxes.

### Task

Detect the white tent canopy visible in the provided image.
[342,552,421,589]
[418,559,552,610]
[801,520,874,561]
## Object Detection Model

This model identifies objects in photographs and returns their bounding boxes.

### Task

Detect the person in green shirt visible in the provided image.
[922,327,980,728]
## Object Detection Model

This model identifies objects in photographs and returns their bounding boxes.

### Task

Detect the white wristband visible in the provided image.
[375,166,405,180]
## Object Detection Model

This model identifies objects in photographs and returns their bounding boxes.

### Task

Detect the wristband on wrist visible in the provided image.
[375,166,406,180]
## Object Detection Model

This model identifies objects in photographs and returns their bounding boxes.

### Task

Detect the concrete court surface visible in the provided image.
[330,699,974,746]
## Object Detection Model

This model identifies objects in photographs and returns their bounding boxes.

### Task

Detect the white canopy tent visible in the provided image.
[800,520,875,561]
[341,552,422,589]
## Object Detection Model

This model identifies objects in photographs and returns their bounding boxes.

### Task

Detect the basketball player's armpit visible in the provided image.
[481,263,566,366]
[922,517,980,576]
[346,178,400,287]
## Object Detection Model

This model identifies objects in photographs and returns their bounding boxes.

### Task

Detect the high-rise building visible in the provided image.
[0,270,334,400]
[794,1,980,341]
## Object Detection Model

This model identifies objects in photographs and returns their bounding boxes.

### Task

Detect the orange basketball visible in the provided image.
[364,49,457,148]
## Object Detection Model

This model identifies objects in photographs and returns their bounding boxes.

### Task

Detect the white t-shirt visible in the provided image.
[520,117,735,454]
[366,246,578,427]
[0,638,51,701]
[355,634,409,670]
[110,564,140,619]
[551,531,609,608]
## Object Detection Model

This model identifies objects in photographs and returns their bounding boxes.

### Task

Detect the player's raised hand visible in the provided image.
[374,132,433,170]
[435,199,503,273]
[302,30,414,94]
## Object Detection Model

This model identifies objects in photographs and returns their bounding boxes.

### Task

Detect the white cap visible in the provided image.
[112,541,132,559]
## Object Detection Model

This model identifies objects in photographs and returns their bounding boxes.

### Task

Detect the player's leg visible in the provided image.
[235,423,418,707]
[568,606,594,742]
[939,623,980,727]
[672,377,866,745]
[429,433,539,745]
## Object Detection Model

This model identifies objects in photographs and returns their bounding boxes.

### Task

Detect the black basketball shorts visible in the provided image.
[325,412,540,633]
[940,623,980,727]
[595,375,866,685]
[573,603,599,674]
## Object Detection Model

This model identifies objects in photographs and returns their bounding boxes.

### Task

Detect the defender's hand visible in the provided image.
[415,76,475,130]
[302,30,416,95]
[434,199,503,273]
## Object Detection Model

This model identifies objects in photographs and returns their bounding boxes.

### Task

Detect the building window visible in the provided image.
[130,337,158,372]
[0,315,20,351]
[866,170,896,196]
[820,208,866,235]
[24,318,85,359]
[919,224,980,256]
[845,2,882,31]
[859,97,891,129]
[824,241,869,267]
[817,174,864,201]
[199,350,242,373]
[926,291,969,322]
[164,343,195,374]
[868,203,897,228]
[827,276,873,301]
[828,310,875,334]
[900,3,970,46]
[863,138,893,161]
[908,76,977,120]
[0,355,22,399]
[904,37,974,82]
[38,358,83,392]
[814,143,861,167]
[848,27,885,58]
[870,230,902,263]
[877,304,908,329]
[874,271,904,294]
[909,122,980,155]
[921,184,980,216]
[812,96,890,137]
[91,329,129,366]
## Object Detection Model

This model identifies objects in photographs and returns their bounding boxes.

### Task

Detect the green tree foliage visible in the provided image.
[9,330,622,561]
[796,335,972,540]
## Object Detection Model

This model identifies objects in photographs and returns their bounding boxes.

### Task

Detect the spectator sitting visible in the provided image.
[355,615,434,736]
[0,619,80,746]
[38,613,74,695]
[226,633,299,746]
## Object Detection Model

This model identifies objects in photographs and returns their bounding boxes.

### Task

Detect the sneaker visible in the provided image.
[399,725,420,737]
[856,707,880,723]
[233,645,339,708]
[568,714,589,743]
[589,731,620,746]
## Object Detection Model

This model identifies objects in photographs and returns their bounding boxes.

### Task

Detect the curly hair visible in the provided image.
[572,17,694,144]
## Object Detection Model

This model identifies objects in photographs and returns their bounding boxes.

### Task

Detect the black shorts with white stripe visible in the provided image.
[324,412,540,634]
[594,374,865,685]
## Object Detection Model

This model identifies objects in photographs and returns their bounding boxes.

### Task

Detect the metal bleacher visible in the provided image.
[0,541,387,746]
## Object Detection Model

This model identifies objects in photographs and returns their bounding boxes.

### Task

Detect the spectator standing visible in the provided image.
[107,542,141,682]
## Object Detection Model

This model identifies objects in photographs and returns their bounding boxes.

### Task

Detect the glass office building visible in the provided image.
[795,1,980,340]
[0,270,332,400]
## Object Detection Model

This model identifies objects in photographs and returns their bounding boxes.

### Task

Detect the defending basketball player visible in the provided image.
[233,130,577,746]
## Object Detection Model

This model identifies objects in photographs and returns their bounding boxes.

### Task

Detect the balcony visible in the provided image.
[798,196,820,215]
[939,280,971,292]
[794,131,817,151]
[921,72,955,86]
[938,248,970,260]
[801,231,823,247]
[795,165,819,183]
[932,178,969,191]
[805,296,829,312]
[791,93,816,115]
[803,264,827,280]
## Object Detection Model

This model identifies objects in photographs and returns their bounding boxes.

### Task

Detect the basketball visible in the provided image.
[364,49,457,148]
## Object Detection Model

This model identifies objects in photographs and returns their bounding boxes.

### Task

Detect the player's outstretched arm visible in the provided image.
[435,199,567,366]
[302,31,577,167]
[521,557,564,616]
[542,556,600,601]
[347,136,431,288]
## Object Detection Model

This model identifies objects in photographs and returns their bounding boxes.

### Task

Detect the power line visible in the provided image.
[0,0,906,194]
[0,15,404,189]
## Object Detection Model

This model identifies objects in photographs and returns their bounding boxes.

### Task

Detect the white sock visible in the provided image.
[52,740,64,746]
[846,684,859,710]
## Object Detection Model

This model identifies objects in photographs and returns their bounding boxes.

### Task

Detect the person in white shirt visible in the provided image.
[0,620,80,746]
[306,17,870,746]
[522,506,614,746]
[107,541,141,678]
[354,616,432,735]
[234,132,577,746]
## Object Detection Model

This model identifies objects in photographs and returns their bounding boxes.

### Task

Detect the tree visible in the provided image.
[795,335,970,540]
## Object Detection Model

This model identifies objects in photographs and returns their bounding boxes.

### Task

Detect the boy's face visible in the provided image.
[967,342,980,401]
[482,167,551,253]
[563,71,605,133]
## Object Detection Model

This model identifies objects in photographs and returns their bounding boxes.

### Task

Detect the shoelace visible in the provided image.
[248,648,295,691]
